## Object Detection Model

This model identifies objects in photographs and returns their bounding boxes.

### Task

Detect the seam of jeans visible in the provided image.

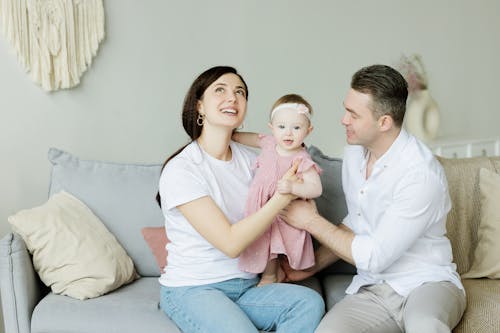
[162,287,205,333]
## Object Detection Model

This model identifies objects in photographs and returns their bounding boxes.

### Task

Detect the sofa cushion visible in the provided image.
[453,279,500,333]
[48,148,164,277]
[307,146,356,275]
[8,191,137,300]
[31,277,181,333]
[462,168,500,279]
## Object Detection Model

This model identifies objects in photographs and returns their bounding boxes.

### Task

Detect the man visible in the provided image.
[281,65,466,332]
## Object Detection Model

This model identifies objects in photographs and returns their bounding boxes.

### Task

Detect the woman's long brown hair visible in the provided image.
[156,66,248,206]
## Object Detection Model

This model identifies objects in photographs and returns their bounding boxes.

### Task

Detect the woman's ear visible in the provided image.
[197,100,203,114]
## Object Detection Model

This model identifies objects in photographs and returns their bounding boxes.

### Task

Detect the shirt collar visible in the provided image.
[366,128,411,169]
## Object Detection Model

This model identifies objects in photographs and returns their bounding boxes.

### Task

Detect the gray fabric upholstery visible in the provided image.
[0,233,43,333]
[30,276,319,333]
[48,148,164,277]
[31,277,180,333]
[308,146,356,275]
[4,148,497,332]
[321,274,353,311]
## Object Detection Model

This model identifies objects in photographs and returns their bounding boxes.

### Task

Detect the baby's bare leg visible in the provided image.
[258,258,279,286]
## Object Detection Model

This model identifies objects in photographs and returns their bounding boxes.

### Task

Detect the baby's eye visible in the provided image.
[278,125,285,129]
[294,126,301,130]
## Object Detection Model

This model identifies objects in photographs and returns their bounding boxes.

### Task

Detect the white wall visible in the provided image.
[1,1,499,331]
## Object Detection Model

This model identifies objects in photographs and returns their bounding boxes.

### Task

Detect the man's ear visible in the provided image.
[379,115,393,132]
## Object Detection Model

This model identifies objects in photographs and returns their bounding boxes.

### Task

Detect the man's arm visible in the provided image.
[280,199,355,265]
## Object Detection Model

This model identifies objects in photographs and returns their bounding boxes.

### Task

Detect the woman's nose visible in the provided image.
[226,91,236,102]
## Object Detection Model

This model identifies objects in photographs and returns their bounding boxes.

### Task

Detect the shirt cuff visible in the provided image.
[351,235,374,271]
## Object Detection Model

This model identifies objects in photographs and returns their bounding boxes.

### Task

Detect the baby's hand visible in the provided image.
[277,179,293,194]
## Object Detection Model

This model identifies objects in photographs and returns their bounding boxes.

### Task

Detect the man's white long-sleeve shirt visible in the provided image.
[342,129,463,297]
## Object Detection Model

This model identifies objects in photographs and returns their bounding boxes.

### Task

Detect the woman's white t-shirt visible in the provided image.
[158,141,258,287]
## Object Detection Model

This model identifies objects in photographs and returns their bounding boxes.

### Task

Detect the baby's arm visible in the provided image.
[277,167,322,199]
[232,132,260,148]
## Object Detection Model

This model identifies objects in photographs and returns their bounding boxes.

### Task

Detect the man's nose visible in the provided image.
[341,112,349,125]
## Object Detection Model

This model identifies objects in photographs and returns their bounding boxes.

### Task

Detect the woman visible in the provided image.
[157,66,324,333]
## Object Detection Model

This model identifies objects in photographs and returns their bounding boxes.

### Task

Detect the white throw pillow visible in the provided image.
[8,191,137,300]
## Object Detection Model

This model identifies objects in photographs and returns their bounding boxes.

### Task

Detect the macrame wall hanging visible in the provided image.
[0,0,105,91]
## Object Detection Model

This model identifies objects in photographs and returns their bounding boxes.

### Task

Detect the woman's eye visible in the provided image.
[215,87,224,93]
[236,89,246,97]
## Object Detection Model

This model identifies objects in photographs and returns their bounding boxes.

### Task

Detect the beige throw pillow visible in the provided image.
[462,168,500,279]
[8,191,137,300]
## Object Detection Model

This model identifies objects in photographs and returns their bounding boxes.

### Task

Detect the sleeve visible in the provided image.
[258,134,275,149]
[295,151,322,175]
[159,158,209,210]
[351,170,448,273]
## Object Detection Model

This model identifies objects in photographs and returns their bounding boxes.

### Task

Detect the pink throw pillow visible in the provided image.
[141,226,169,272]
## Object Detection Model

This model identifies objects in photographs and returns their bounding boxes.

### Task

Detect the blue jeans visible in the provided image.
[160,277,324,333]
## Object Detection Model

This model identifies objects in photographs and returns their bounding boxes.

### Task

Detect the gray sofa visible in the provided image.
[1,147,499,332]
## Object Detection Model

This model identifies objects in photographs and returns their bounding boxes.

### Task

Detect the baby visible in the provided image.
[233,93,322,286]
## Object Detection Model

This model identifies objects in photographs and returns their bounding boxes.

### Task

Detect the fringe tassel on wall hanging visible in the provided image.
[0,0,105,91]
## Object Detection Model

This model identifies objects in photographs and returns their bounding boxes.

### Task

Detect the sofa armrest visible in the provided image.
[0,232,44,333]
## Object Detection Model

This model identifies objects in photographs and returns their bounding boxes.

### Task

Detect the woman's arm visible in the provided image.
[177,162,299,258]
[277,168,322,199]
[232,132,260,148]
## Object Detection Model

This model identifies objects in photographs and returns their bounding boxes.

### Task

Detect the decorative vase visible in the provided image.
[404,89,440,143]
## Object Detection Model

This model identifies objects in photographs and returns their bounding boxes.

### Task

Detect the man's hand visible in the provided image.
[280,199,319,231]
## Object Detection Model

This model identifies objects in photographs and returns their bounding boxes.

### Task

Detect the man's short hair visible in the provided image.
[351,65,408,127]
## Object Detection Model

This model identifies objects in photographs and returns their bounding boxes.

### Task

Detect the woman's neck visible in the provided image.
[197,129,233,161]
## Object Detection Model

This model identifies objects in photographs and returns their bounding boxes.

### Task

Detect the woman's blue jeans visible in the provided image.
[160,277,324,333]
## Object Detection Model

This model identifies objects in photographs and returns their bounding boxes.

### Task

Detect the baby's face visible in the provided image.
[269,109,312,153]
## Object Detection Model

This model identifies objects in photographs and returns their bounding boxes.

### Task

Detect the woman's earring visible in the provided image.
[196,113,204,126]
[237,122,244,130]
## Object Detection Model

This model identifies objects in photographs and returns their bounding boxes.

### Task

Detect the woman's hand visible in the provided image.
[274,160,301,201]
[276,179,293,194]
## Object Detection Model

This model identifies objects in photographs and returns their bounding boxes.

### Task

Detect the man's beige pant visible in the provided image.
[316,281,466,333]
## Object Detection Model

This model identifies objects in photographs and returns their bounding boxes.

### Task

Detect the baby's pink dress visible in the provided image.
[238,134,321,273]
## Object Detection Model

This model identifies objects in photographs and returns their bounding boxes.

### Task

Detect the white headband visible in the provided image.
[270,103,311,120]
